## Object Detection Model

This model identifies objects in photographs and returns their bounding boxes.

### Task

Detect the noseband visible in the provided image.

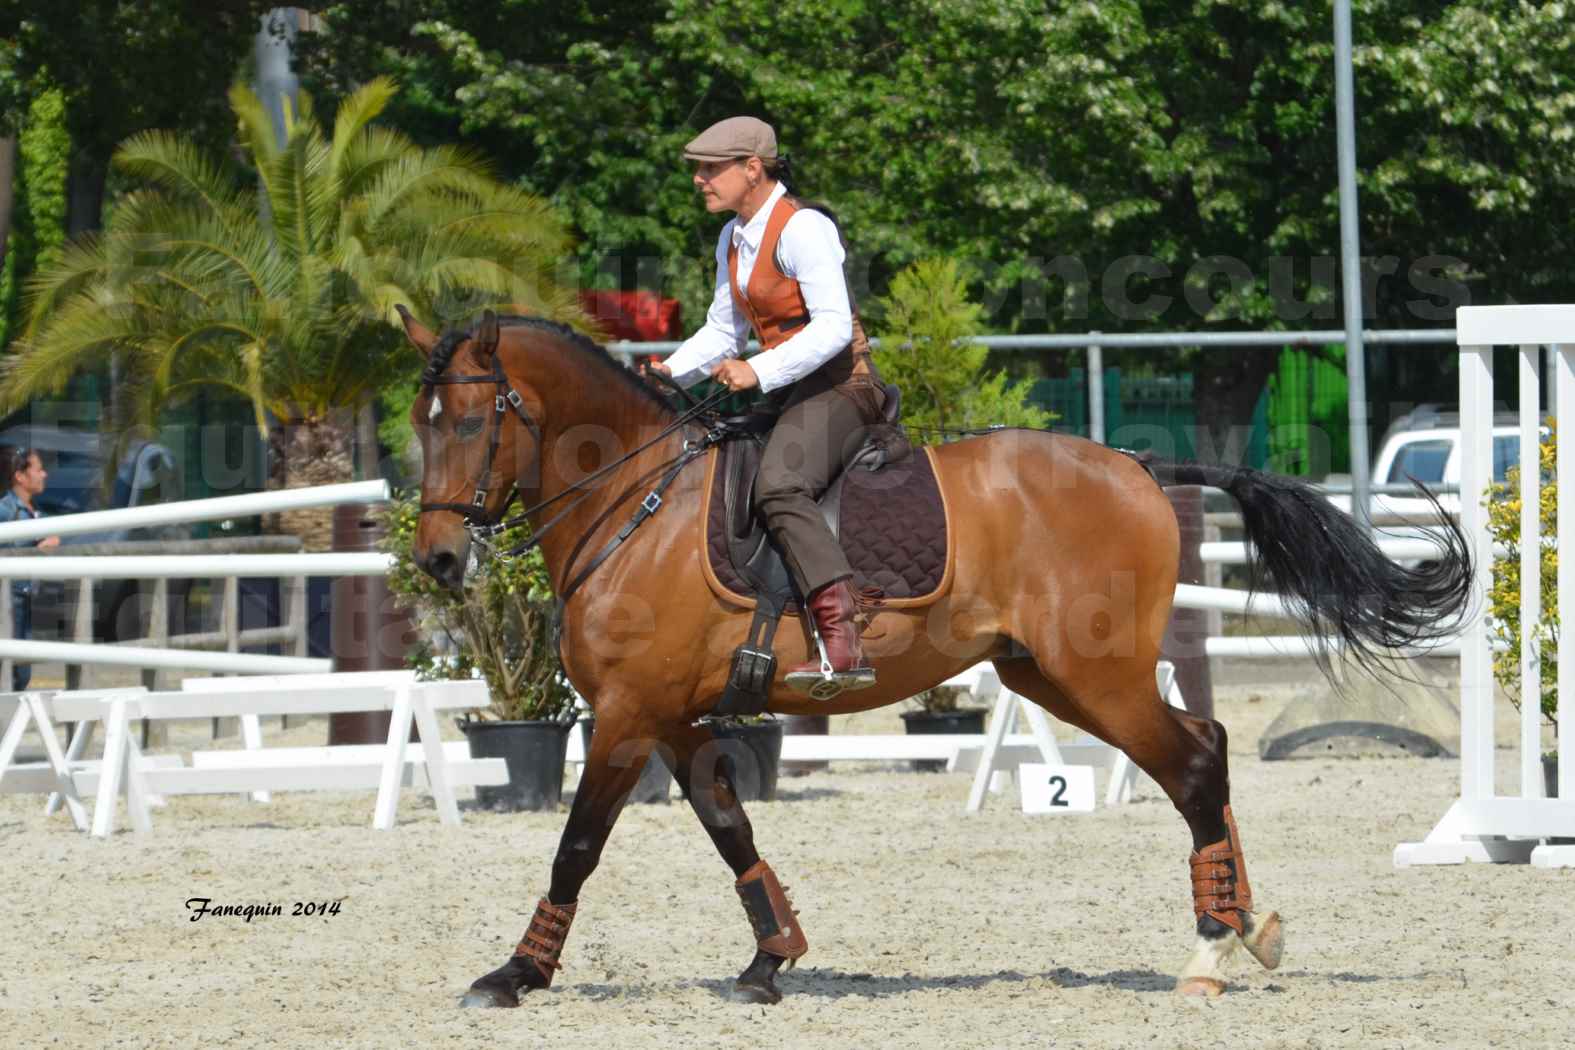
[417,353,542,524]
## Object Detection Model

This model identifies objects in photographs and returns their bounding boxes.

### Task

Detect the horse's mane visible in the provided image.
[422,314,674,418]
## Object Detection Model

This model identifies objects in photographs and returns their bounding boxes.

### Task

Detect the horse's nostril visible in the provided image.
[426,549,465,589]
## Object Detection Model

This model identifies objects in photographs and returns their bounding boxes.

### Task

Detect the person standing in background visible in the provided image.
[0,446,61,690]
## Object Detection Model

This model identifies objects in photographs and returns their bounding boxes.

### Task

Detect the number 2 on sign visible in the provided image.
[1018,763,1096,813]
[1048,775,1069,806]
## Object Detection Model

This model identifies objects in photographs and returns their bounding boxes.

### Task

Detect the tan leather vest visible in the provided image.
[726,194,875,381]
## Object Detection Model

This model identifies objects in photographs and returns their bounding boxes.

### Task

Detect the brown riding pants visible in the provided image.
[754,361,886,596]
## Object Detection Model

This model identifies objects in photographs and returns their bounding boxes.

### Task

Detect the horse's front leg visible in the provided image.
[459,712,653,1009]
[667,720,808,1005]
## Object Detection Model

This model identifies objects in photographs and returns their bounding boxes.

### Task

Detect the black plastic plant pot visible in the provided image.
[900,708,988,773]
[459,719,571,812]
[578,717,673,804]
[707,719,785,802]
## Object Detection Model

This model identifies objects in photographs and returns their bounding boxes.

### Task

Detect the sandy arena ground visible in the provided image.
[2,681,1572,1050]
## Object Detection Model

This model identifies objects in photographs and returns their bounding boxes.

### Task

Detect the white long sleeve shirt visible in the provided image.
[663,181,854,393]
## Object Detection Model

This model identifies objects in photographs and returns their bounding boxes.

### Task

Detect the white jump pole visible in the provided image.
[0,639,328,674]
[0,552,392,580]
[0,480,389,544]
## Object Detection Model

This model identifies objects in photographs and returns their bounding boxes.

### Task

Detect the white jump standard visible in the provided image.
[1396,304,1575,867]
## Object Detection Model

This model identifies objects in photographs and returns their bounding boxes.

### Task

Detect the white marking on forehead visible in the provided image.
[428,392,443,422]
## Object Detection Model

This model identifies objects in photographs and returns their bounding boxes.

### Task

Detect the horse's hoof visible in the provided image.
[1242,911,1283,971]
[459,983,520,1008]
[729,978,782,1005]
[1176,976,1227,998]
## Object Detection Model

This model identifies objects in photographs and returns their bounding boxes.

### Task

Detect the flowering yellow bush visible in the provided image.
[1486,424,1558,727]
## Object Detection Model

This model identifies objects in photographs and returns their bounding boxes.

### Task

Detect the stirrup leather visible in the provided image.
[512,897,577,983]
[1188,804,1254,934]
[735,860,809,961]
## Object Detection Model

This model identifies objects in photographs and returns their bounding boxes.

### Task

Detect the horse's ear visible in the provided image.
[396,304,437,356]
[470,309,500,364]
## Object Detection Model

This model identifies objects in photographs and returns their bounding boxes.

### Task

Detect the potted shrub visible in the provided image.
[382,494,577,811]
[900,686,988,773]
[1486,426,1560,795]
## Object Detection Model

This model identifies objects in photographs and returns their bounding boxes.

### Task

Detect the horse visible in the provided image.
[399,307,1471,1006]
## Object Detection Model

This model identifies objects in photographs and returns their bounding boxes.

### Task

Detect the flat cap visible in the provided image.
[683,116,777,162]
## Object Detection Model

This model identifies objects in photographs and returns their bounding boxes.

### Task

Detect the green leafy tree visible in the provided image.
[299,2,1575,462]
[1487,426,1558,733]
[380,492,574,723]
[0,85,66,348]
[0,1,264,234]
[873,258,1052,435]
[0,78,582,546]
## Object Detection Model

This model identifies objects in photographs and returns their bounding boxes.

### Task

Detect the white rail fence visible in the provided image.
[1395,305,1574,867]
[0,481,389,682]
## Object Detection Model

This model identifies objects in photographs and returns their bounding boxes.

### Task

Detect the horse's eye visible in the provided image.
[456,417,485,440]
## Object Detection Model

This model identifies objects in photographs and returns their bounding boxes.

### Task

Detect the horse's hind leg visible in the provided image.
[993,656,1282,996]
[666,720,807,1005]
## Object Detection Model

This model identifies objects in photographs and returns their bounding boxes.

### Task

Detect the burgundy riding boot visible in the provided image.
[786,579,871,676]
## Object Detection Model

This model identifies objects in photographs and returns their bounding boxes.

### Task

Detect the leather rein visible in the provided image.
[417,350,730,604]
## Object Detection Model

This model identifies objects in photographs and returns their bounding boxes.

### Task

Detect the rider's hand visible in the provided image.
[647,359,672,377]
[37,536,60,549]
[712,360,759,392]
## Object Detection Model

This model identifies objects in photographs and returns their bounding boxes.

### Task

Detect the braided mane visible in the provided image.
[420,329,470,389]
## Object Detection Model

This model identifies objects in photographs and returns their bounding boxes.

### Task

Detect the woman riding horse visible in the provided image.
[651,116,889,693]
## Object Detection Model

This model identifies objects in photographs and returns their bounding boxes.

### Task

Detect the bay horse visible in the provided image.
[400,308,1470,1006]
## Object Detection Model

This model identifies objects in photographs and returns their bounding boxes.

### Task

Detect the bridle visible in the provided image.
[416,331,731,603]
[417,353,542,523]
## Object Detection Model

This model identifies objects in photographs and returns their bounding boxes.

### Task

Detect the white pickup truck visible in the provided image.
[1328,408,1536,519]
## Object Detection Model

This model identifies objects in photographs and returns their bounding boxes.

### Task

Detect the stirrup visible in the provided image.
[784,633,876,700]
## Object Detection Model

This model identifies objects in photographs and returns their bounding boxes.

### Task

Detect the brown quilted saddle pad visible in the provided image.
[700,443,953,611]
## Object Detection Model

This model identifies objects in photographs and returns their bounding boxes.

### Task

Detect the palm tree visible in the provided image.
[0,78,583,547]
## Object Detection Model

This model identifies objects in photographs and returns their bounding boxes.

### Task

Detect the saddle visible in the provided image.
[699,386,954,714]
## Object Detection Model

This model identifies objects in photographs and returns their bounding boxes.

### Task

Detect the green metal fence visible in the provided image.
[1266,347,1350,476]
[1027,368,1270,467]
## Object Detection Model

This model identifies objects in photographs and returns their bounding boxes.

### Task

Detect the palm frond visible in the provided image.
[336,126,416,201]
[228,82,283,197]
[113,132,242,215]
[0,294,146,411]
[329,78,398,188]
[19,234,112,335]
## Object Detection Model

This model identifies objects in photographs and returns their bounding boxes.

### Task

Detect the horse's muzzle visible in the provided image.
[417,545,467,592]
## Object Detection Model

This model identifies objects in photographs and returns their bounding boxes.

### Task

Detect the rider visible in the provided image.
[651,116,887,690]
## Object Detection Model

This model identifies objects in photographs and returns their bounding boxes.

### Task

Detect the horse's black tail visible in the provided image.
[1146,459,1473,677]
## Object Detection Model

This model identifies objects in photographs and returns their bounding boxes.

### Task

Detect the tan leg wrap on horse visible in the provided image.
[1188,805,1254,934]
[512,898,577,983]
[735,861,809,961]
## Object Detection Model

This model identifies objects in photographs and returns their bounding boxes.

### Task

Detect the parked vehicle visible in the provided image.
[0,424,185,640]
[1327,405,1541,519]
[0,425,181,532]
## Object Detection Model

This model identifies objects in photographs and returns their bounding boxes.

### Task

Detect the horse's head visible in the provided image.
[399,306,540,591]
